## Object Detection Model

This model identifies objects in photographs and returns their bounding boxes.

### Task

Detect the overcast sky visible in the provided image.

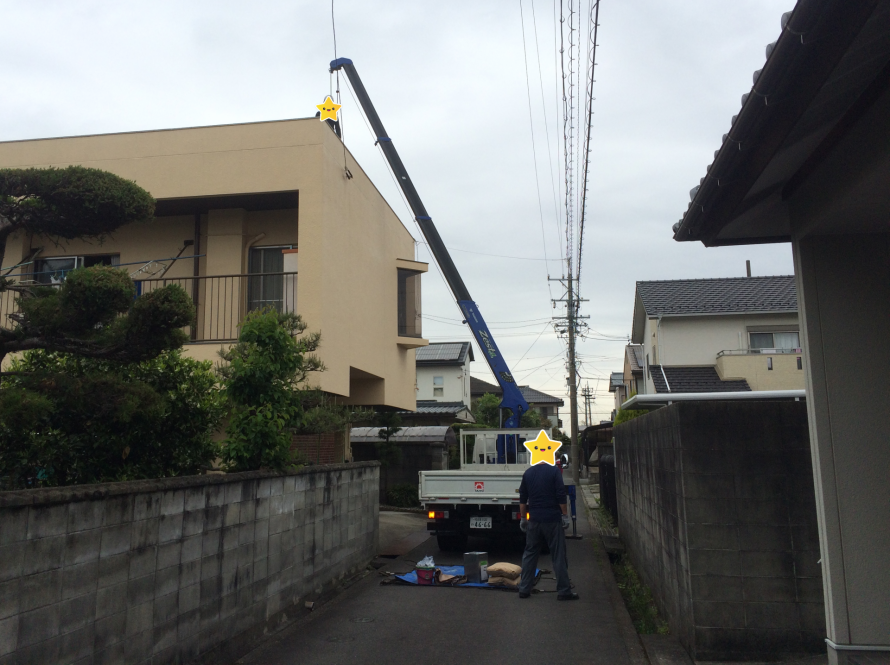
[1,0,796,425]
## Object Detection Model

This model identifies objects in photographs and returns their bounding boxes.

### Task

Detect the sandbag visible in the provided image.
[487,575,520,587]
[485,562,522,579]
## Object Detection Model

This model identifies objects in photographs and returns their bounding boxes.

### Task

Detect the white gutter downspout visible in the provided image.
[660,365,672,394]
[657,315,671,393]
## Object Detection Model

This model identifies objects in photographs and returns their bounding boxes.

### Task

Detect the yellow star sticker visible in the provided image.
[523,430,563,466]
[316,95,341,121]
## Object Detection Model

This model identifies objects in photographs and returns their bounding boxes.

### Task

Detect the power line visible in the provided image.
[576,0,600,282]
[422,316,555,331]
[417,242,561,262]
[423,314,552,325]
[529,0,564,268]
[513,320,556,367]
[520,0,553,282]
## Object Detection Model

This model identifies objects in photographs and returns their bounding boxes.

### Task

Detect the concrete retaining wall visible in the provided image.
[614,401,823,661]
[0,462,379,665]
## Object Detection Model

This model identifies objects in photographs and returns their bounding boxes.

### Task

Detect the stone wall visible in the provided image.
[614,401,823,661]
[0,462,379,665]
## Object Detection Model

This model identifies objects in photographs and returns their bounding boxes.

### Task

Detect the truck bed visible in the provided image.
[420,469,525,505]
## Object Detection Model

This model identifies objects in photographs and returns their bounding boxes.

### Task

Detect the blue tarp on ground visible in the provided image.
[394,565,539,589]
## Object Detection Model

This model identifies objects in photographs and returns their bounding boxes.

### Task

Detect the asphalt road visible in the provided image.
[241,509,637,665]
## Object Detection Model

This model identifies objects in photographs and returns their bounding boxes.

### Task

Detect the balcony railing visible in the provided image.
[0,272,297,343]
[717,348,803,357]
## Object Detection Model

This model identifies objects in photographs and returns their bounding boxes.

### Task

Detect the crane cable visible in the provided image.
[330,0,352,179]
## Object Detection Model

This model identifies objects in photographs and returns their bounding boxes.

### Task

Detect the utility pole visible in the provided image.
[567,268,580,487]
[582,384,593,427]
[550,262,588,488]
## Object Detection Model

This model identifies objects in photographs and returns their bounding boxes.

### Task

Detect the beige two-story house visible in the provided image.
[614,276,804,405]
[0,118,428,410]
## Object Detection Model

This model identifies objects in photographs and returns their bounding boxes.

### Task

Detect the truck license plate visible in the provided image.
[470,516,492,529]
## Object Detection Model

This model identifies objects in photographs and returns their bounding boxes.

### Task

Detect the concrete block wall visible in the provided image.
[615,401,824,661]
[0,462,379,665]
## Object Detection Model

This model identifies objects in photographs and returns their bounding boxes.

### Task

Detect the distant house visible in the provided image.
[612,345,646,415]
[470,376,564,429]
[398,342,476,426]
[614,276,804,403]
[414,342,474,406]
[609,371,626,417]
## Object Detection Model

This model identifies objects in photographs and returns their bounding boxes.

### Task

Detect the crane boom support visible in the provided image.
[330,57,530,427]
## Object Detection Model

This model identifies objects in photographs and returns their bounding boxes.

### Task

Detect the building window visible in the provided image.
[248,246,291,312]
[397,269,422,337]
[749,331,801,351]
[433,387,444,397]
[433,376,443,386]
[797,357,803,370]
[34,254,119,284]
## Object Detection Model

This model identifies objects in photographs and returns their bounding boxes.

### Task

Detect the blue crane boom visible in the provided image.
[330,57,530,428]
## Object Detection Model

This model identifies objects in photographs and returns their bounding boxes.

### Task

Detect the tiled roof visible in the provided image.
[350,426,457,444]
[626,345,644,372]
[650,366,751,394]
[609,372,624,392]
[637,276,797,316]
[519,386,564,406]
[470,377,564,406]
[415,342,473,365]
[398,401,471,415]
[470,376,501,395]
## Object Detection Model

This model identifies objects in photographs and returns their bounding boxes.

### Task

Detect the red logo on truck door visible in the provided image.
[474,481,485,492]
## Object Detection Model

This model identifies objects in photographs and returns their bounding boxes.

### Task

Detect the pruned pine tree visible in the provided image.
[0,166,193,365]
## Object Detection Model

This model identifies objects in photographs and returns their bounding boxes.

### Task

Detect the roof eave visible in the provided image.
[631,289,647,344]
[674,0,880,245]
[651,309,798,318]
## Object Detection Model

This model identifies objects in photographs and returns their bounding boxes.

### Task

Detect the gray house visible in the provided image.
[628,276,803,396]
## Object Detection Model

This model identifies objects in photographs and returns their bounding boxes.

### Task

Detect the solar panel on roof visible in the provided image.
[416,342,466,362]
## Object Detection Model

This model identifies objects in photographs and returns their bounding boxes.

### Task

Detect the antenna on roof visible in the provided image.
[746,260,752,278]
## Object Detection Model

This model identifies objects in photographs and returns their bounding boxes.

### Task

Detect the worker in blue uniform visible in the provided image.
[517,462,579,600]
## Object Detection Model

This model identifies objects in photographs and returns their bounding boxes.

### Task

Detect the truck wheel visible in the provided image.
[437,534,468,552]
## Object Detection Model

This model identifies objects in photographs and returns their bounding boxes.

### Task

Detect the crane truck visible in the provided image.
[330,58,540,550]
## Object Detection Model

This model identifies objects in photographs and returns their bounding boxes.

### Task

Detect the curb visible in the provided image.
[379,505,426,514]
[580,490,650,664]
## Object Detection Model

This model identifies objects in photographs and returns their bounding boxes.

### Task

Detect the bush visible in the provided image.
[0,350,225,488]
[614,408,646,425]
[218,309,324,472]
[386,483,420,508]
[614,393,646,425]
